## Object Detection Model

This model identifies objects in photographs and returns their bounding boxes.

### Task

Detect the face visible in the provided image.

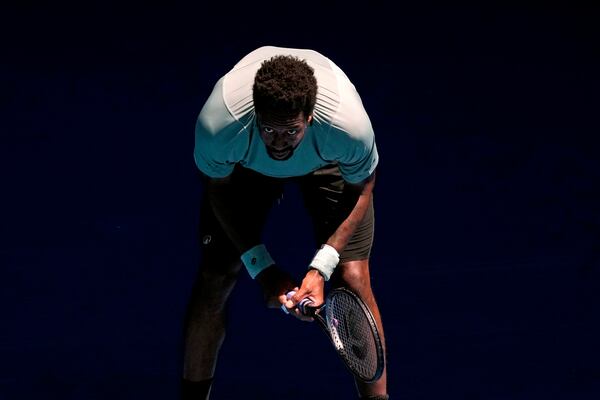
[257,111,312,161]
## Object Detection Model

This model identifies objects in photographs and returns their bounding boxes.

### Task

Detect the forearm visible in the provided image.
[295,174,375,303]
[205,176,261,254]
[206,175,287,283]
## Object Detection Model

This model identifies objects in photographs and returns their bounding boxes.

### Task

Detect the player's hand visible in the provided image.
[255,265,298,309]
[284,269,325,322]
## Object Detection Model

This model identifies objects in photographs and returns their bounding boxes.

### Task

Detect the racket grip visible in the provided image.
[298,297,314,315]
[281,291,315,315]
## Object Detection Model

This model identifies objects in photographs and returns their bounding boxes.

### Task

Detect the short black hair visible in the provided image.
[253,55,317,118]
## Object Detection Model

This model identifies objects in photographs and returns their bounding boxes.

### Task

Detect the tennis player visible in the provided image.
[182,46,388,399]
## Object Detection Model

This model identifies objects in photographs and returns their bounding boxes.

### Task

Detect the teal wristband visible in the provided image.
[241,244,275,279]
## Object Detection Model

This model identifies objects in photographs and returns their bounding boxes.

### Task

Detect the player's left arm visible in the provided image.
[285,171,376,316]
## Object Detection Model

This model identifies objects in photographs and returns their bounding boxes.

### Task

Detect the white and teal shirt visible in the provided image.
[194,46,378,184]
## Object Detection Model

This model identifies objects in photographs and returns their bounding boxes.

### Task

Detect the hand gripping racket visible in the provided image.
[285,288,385,382]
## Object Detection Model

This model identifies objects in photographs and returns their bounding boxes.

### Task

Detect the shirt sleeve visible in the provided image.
[320,61,379,183]
[193,77,241,178]
[328,124,379,184]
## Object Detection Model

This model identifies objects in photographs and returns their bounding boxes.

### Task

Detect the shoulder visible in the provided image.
[197,77,230,135]
[308,55,373,141]
[331,65,373,138]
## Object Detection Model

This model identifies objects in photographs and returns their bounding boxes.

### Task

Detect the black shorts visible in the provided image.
[199,165,374,265]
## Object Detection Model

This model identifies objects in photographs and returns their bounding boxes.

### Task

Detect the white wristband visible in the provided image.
[241,244,275,279]
[309,244,340,281]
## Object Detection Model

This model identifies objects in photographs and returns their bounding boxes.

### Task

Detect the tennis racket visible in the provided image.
[285,288,385,382]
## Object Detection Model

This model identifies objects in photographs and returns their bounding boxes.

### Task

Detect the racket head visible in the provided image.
[324,288,385,382]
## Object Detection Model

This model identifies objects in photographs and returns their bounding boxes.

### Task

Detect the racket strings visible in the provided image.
[327,292,379,380]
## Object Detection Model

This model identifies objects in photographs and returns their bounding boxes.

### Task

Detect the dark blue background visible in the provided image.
[1,3,599,399]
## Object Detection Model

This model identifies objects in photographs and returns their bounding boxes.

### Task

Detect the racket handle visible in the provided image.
[297,297,314,315]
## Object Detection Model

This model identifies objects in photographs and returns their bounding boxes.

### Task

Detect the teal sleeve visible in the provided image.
[193,77,240,178]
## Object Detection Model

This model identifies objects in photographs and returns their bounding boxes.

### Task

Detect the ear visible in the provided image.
[307,114,313,125]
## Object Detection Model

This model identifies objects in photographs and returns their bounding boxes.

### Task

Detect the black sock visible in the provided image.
[181,378,213,400]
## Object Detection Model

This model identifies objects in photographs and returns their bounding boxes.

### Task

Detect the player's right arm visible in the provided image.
[204,173,299,308]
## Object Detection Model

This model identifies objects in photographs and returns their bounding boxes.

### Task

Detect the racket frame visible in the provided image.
[300,287,385,382]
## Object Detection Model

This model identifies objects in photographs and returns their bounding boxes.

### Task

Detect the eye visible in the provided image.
[263,127,274,134]
[287,129,297,135]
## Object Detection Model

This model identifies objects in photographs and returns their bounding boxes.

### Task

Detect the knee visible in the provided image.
[198,260,242,292]
[189,259,242,310]
[199,258,241,282]
[334,259,371,293]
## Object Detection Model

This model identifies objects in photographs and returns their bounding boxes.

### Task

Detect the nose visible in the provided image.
[269,132,289,150]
